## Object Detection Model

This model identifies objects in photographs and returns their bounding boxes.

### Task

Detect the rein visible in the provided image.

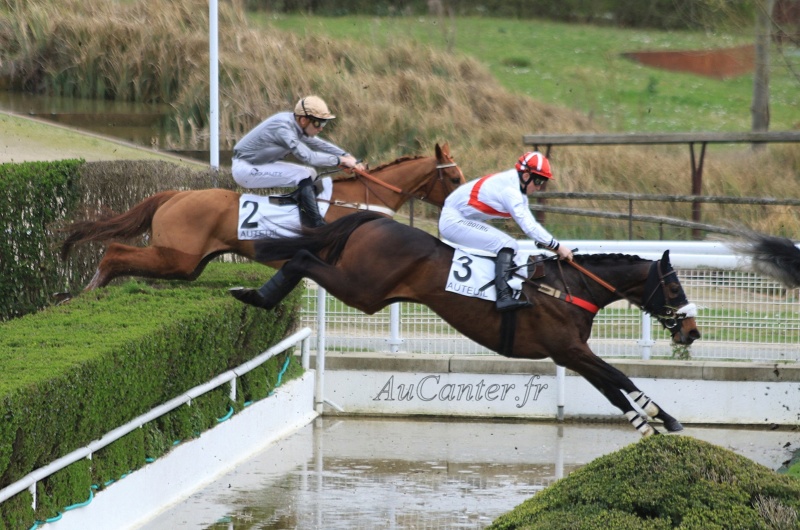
[566,257,692,335]
[326,161,461,214]
[566,258,652,312]
[350,166,403,194]
[566,260,624,298]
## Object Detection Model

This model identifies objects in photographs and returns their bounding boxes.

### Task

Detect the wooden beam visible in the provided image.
[523,131,800,146]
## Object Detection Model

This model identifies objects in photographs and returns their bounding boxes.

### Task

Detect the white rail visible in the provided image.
[0,327,312,508]
[300,240,800,362]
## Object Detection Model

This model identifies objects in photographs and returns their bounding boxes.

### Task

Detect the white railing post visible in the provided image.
[29,483,35,510]
[556,365,566,421]
[301,334,310,370]
[315,287,326,414]
[638,313,655,360]
[387,303,403,353]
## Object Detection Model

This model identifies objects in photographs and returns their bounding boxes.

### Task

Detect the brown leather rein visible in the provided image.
[331,162,461,213]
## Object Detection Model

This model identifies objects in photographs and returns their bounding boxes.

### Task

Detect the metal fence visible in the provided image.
[299,240,800,363]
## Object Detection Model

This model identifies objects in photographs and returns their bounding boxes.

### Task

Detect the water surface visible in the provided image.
[142,417,798,530]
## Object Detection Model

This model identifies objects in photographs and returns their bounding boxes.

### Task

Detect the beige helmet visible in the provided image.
[294,96,336,120]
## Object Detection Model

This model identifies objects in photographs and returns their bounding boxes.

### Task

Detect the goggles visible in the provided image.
[532,175,548,186]
[308,117,327,129]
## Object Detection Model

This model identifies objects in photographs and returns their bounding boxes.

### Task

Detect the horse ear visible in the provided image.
[661,249,671,267]
[435,143,443,159]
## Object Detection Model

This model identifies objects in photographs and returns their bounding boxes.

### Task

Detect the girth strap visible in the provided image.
[499,311,516,356]
[534,283,599,314]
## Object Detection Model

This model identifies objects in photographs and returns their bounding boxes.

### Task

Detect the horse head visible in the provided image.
[411,143,466,207]
[641,250,701,345]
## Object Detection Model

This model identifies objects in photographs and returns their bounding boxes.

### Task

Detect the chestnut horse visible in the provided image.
[235,211,702,437]
[61,143,465,290]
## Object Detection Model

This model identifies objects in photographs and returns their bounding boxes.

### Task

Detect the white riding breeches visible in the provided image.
[439,206,517,254]
[232,159,317,189]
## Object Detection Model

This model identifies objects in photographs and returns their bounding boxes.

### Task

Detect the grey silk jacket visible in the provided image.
[232,111,348,167]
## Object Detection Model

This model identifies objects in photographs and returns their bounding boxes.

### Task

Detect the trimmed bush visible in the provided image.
[488,435,800,530]
[0,262,303,526]
[0,160,83,320]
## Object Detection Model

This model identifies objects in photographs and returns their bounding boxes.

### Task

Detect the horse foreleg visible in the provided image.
[86,242,207,290]
[560,348,682,436]
[597,362,683,432]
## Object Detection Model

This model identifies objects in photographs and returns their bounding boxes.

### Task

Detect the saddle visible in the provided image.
[527,255,546,280]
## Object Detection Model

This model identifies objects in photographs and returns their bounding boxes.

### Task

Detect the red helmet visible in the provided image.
[515,151,552,179]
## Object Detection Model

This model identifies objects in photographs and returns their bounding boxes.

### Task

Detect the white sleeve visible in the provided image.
[509,198,559,249]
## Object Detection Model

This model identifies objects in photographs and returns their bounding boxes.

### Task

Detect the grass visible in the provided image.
[254,14,800,134]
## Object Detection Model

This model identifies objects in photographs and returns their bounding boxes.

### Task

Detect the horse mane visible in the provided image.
[573,253,647,265]
[333,156,426,184]
[254,211,386,264]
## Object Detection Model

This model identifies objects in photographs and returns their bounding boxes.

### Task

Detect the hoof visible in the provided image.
[53,292,72,305]
[664,419,684,433]
[228,287,272,310]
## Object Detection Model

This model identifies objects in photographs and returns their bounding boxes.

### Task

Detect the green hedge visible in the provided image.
[0,262,303,528]
[0,160,83,321]
[0,159,235,322]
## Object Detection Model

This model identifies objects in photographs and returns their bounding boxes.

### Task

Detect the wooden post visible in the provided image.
[689,142,707,240]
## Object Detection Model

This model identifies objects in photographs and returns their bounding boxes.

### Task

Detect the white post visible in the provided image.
[315,287,326,414]
[638,313,655,360]
[208,0,220,170]
[388,303,403,353]
[29,483,36,510]
[301,335,310,370]
[556,365,565,421]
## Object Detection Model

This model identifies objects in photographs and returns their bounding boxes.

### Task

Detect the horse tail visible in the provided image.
[732,230,800,288]
[60,190,181,260]
[255,211,386,264]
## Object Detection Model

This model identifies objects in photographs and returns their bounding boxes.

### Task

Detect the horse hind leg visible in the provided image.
[85,242,207,290]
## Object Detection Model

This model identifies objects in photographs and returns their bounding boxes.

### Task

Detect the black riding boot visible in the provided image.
[297,177,325,228]
[229,269,299,310]
[495,247,531,312]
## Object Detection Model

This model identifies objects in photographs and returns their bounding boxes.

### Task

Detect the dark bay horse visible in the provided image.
[730,230,800,289]
[61,143,465,290]
[235,211,702,437]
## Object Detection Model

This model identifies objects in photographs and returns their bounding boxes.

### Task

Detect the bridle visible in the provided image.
[347,159,464,208]
[567,258,697,335]
[413,162,464,203]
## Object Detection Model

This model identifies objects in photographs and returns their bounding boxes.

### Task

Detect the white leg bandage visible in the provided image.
[628,391,660,418]
[625,411,656,437]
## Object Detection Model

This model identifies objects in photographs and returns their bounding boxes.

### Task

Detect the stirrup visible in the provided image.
[495,291,532,312]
